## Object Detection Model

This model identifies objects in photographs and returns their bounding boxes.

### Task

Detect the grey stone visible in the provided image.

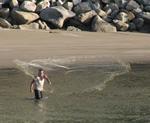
[67,26,81,31]
[36,0,50,12]
[144,6,150,12]
[0,8,10,19]
[92,15,117,32]
[0,18,11,28]
[129,22,136,31]
[126,0,140,11]
[18,22,39,30]
[63,2,73,11]
[40,6,75,28]
[133,17,144,29]
[102,0,110,4]
[72,0,81,5]
[20,1,36,12]
[78,10,97,23]
[66,18,90,31]
[11,10,39,24]
[140,12,150,23]
[114,0,128,8]
[73,2,92,15]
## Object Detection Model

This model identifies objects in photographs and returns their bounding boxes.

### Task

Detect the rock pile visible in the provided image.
[0,0,150,32]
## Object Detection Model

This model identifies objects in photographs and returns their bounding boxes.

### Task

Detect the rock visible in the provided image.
[65,18,90,31]
[129,22,136,31]
[20,1,36,12]
[40,6,75,28]
[133,17,144,29]
[140,12,150,23]
[102,0,110,4]
[139,24,150,33]
[89,0,101,11]
[144,6,150,12]
[67,26,81,31]
[0,8,10,19]
[127,11,135,21]
[114,0,128,9]
[11,10,39,24]
[0,18,12,28]
[116,12,128,23]
[113,19,129,31]
[132,7,142,15]
[63,2,73,11]
[96,9,107,18]
[56,0,67,6]
[73,2,92,15]
[9,0,19,8]
[78,10,97,23]
[92,15,117,32]
[36,0,50,12]
[72,0,81,5]
[37,20,50,30]
[126,0,140,11]
[137,0,150,6]
[103,3,119,18]
[18,22,39,30]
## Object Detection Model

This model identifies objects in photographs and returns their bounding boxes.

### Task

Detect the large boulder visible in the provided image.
[73,2,92,15]
[40,6,75,28]
[11,10,39,24]
[77,10,97,23]
[91,15,117,32]
[0,8,10,19]
[0,18,12,28]
[20,1,37,12]
[36,0,50,12]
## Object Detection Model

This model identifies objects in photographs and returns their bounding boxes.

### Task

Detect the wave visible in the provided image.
[14,56,131,95]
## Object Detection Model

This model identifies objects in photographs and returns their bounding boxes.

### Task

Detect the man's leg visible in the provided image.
[34,89,41,99]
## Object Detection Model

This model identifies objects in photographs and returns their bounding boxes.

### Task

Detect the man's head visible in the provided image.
[38,68,45,77]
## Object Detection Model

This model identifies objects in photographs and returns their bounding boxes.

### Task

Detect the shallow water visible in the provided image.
[0,58,150,123]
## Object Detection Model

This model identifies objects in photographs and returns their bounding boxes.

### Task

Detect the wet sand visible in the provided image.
[0,29,150,68]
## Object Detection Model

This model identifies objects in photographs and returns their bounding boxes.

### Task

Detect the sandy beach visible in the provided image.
[0,29,150,68]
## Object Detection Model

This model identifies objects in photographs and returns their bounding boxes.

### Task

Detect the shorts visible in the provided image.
[34,89,43,99]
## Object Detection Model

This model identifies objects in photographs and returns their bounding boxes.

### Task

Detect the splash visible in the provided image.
[14,56,131,95]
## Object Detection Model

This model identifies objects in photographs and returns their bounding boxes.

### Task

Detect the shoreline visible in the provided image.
[0,29,150,68]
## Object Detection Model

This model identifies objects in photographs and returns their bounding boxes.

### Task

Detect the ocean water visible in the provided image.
[0,56,150,123]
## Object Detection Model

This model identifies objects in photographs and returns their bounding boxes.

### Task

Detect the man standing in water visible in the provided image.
[30,69,51,100]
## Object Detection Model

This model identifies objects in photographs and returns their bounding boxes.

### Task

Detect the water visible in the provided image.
[0,56,150,123]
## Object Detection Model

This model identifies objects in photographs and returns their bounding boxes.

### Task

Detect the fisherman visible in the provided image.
[30,68,51,100]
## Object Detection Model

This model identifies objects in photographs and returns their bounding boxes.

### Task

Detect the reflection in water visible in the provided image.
[0,57,150,123]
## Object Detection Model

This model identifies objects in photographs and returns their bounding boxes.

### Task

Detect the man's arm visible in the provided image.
[44,74,52,85]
